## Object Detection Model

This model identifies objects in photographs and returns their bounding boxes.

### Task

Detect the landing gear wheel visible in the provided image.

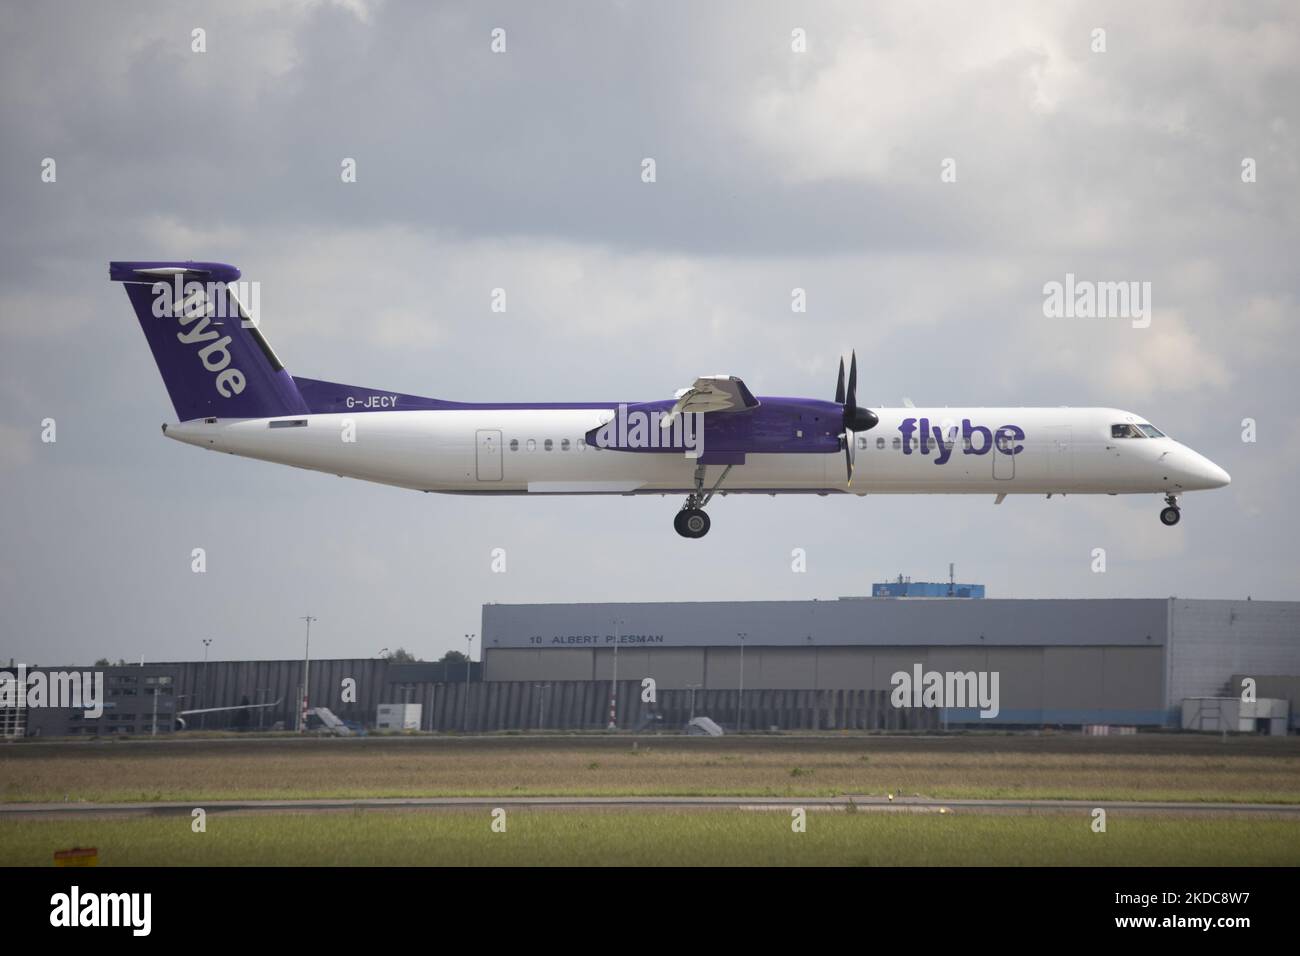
[1160,506,1181,526]
[675,508,711,538]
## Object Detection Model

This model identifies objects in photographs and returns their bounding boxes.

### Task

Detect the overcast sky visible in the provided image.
[1,1,1297,666]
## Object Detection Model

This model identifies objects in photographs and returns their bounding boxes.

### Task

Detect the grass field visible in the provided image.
[3,809,1298,866]
[3,734,1298,804]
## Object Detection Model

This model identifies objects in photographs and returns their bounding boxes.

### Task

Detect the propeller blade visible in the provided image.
[847,351,858,409]
[845,430,855,485]
[838,349,878,436]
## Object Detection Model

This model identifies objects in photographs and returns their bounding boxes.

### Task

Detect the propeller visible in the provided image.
[836,351,879,484]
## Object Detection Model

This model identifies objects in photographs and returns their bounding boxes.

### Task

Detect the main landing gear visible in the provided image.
[674,462,733,538]
[1159,494,1181,526]
[674,508,710,538]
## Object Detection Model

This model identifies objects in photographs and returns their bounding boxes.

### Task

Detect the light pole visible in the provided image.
[737,632,747,731]
[200,638,212,729]
[607,619,622,730]
[462,633,475,731]
[299,615,316,733]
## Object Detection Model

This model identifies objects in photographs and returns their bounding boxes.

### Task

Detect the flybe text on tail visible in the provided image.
[112,260,309,421]
[150,278,247,399]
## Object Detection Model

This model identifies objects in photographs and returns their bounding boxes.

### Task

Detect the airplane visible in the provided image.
[110,260,1231,538]
[175,698,282,731]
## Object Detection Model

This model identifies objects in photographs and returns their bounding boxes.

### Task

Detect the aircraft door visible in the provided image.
[475,429,503,481]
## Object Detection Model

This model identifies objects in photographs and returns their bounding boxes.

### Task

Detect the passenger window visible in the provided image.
[544,439,553,451]
[876,437,885,449]
[892,437,902,450]
[857,436,868,449]
[561,439,571,451]
[526,439,536,452]
[509,439,519,452]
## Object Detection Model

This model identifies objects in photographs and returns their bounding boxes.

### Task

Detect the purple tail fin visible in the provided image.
[110,261,309,421]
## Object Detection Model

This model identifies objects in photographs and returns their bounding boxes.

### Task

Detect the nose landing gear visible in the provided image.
[1159,494,1181,526]
[674,462,732,538]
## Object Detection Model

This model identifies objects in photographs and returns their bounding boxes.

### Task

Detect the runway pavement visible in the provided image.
[4,794,1299,819]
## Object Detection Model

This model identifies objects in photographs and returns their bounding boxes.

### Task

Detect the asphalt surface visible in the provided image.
[7,731,1300,758]
[4,795,1298,819]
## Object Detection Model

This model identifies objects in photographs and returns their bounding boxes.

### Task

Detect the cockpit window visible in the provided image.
[1137,423,1166,438]
[1111,423,1144,439]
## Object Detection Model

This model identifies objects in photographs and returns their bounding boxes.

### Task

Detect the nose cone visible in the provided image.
[1203,459,1231,488]
[1176,447,1231,490]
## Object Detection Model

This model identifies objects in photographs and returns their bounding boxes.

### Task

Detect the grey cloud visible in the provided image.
[0,1,1296,664]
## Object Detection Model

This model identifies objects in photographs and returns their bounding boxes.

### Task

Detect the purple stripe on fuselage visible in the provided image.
[294,378,850,455]
[294,378,841,417]
[293,377,624,413]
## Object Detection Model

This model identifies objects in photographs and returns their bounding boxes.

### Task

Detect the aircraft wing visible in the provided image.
[178,698,282,716]
[662,375,759,426]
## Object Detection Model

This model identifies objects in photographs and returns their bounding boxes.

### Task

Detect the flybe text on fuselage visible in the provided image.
[898,417,1025,465]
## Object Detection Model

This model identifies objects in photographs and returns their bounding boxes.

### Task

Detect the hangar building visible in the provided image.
[8,599,1295,736]
[481,598,1300,728]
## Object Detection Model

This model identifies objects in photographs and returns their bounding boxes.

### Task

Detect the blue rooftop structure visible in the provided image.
[872,574,985,599]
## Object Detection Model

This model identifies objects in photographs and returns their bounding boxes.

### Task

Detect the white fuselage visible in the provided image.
[163,406,1231,498]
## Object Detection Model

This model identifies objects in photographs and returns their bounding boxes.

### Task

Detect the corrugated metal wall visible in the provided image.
[158,658,479,730]
[416,683,933,732]
[150,660,926,731]
[486,644,1169,724]
[1168,600,1300,711]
